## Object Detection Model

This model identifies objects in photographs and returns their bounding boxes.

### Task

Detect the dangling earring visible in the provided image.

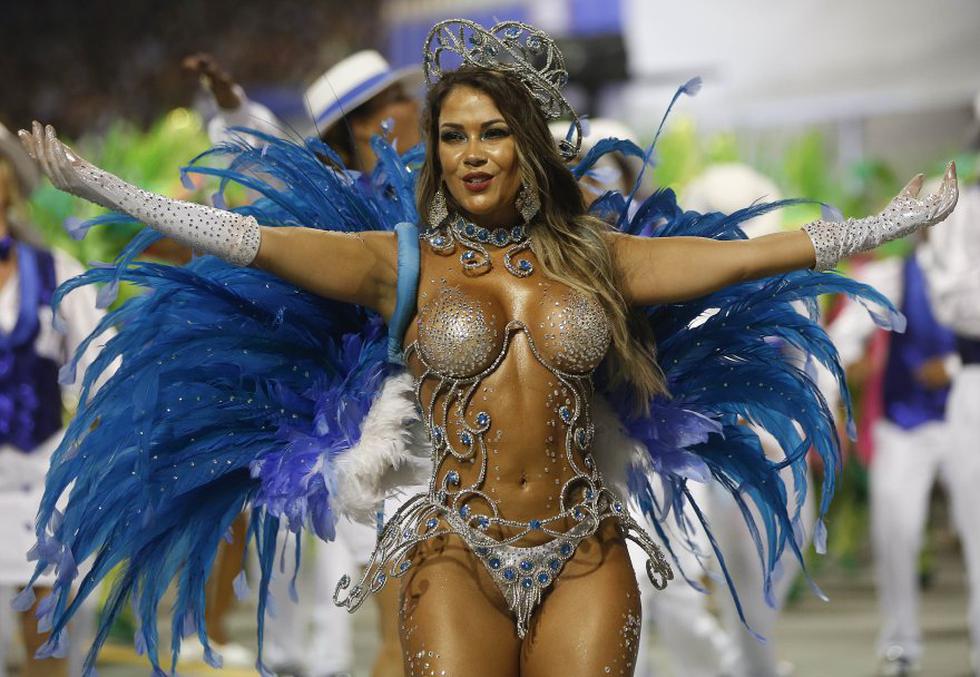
[515,184,540,224]
[428,187,450,230]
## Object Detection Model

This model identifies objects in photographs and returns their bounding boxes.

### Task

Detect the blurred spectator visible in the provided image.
[0,123,102,677]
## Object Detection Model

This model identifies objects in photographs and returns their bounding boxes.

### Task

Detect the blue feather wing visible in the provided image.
[599,186,899,624]
[24,132,417,674]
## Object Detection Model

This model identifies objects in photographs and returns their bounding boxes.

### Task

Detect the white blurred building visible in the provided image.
[381,0,980,174]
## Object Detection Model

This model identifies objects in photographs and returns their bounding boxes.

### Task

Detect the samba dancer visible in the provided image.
[18,20,958,676]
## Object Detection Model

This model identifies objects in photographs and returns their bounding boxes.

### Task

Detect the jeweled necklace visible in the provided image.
[426,216,535,278]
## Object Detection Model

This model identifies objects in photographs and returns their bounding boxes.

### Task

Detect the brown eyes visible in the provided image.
[440,130,466,143]
[439,127,511,144]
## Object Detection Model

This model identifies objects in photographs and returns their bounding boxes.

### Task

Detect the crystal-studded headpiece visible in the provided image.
[423,19,583,161]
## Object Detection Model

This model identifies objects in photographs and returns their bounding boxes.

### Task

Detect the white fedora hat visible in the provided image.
[305,50,423,136]
[0,121,40,196]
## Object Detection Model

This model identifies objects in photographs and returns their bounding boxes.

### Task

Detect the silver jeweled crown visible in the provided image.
[423,19,583,161]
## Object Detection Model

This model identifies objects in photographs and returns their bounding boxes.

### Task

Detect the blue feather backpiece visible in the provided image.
[21,131,419,676]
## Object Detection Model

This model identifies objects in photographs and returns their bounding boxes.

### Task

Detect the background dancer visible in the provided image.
[185,49,421,172]
[830,226,968,676]
[922,110,980,672]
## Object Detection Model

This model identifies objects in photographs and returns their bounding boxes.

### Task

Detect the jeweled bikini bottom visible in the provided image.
[334,490,673,637]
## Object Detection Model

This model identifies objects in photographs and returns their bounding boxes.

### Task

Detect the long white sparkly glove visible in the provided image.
[18,121,260,266]
[802,163,958,271]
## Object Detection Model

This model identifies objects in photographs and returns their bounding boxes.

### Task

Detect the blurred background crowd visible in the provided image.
[2,0,980,676]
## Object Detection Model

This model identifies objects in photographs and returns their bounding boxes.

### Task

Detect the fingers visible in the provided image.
[945,160,957,183]
[181,53,205,73]
[17,121,72,189]
[938,161,958,215]
[17,128,38,161]
[31,121,59,184]
[44,125,71,188]
[898,173,925,198]
[922,161,958,224]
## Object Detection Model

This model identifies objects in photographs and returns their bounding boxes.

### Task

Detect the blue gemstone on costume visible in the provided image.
[529,519,541,530]
[490,558,502,570]
[559,543,573,557]
[446,470,459,485]
[511,225,525,240]
[477,516,490,529]
[585,489,594,499]
[376,573,386,584]
[400,561,411,572]
[549,558,561,571]
[462,250,476,262]
[518,259,532,272]
[559,406,572,424]
[476,411,490,426]
[426,518,438,530]
[403,528,413,539]
[433,235,447,247]
[476,228,490,242]
[521,577,534,589]
[464,223,477,237]
[432,427,444,444]
[573,508,583,520]
[460,431,473,445]
[503,567,516,581]
[536,572,551,586]
[576,428,588,448]
[459,504,470,519]
[614,502,623,513]
[519,559,534,572]
[476,547,490,557]
[492,228,509,246]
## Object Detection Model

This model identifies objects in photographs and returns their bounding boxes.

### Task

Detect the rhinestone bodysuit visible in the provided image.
[334,242,672,636]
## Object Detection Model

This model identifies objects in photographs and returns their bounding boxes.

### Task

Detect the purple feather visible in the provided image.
[233,570,250,601]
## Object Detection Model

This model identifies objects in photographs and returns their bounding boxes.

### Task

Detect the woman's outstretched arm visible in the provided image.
[19,122,398,318]
[611,166,958,306]
[610,229,815,305]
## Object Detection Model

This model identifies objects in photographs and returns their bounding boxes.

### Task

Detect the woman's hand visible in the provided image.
[182,53,243,110]
[19,122,120,211]
[803,163,958,271]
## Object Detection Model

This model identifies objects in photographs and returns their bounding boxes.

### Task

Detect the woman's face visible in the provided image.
[437,85,522,228]
[350,84,421,171]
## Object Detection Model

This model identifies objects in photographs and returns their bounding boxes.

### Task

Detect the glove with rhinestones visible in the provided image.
[802,162,958,271]
[18,121,260,266]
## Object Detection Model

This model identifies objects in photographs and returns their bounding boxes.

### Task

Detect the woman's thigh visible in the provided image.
[521,520,641,677]
[400,533,522,677]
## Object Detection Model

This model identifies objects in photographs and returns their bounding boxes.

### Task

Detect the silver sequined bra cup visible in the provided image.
[415,285,611,377]
[334,282,673,636]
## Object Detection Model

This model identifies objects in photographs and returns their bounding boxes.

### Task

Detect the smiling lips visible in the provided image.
[462,172,494,192]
